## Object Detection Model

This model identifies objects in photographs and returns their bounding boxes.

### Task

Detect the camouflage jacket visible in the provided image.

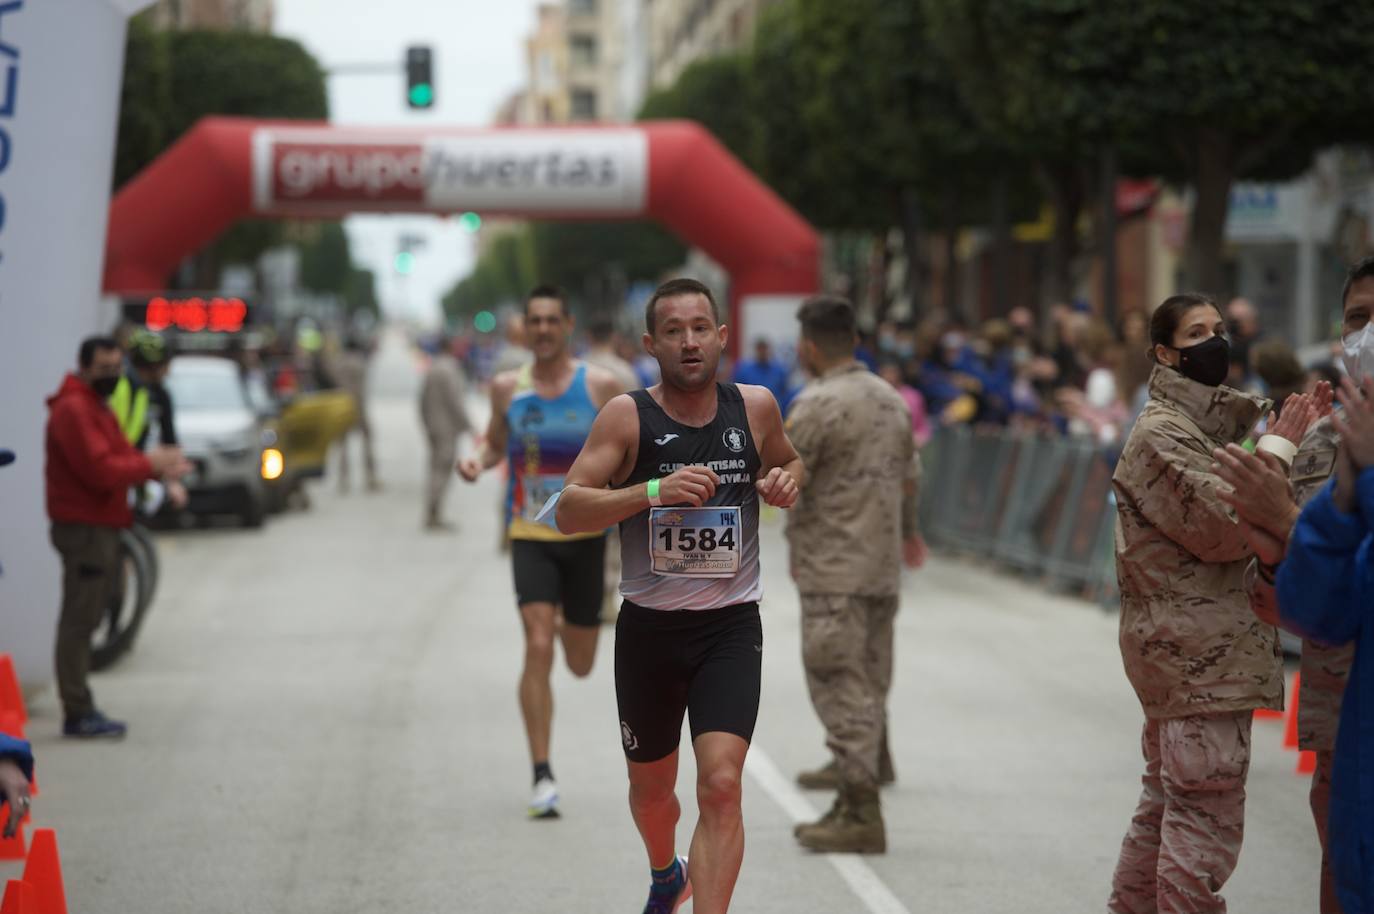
[785,362,920,596]
[1250,415,1354,749]
[1112,364,1283,718]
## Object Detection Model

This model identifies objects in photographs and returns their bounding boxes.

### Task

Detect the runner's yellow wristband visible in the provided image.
[647,478,662,507]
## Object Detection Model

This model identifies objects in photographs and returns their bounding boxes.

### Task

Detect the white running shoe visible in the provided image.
[528,776,560,819]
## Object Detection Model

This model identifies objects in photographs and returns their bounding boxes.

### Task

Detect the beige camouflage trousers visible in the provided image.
[800,593,897,790]
[1311,749,1343,913]
[1108,712,1252,914]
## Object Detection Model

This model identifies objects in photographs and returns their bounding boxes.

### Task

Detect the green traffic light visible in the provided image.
[394,252,415,274]
[459,212,482,233]
[474,311,496,333]
[409,83,434,107]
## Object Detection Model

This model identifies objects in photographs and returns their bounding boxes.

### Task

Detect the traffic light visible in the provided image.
[406,46,434,109]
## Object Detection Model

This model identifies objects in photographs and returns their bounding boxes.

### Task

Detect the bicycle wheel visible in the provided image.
[127,523,160,606]
[90,530,153,671]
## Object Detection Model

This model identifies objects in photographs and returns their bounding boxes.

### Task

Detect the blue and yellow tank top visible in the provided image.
[506,362,601,542]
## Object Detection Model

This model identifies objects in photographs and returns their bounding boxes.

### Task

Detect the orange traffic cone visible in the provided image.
[1282,673,1302,749]
[0,713,24,740]
[22,830,68,914]
[1297,750,1318,775]
[0,657,25,726]
[0,880,37,914]
[0,819,24,861]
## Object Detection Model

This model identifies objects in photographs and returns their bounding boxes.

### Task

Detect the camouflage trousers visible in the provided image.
[800,593,897,790]
[425,432,457,521]
[1311,749,1343,914]
[1108,712,1252,914]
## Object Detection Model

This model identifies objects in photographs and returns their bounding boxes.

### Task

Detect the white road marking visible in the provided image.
[745,746,913,914]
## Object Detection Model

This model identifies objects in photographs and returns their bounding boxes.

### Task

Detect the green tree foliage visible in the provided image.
[162,31,327,141]
[923,0,1141,305]
[528,222,684,307]
[114,15,172,188]
[342,268,379,316]
[443,230,537,318]
[116,26,327,188]
[1111,0,1374,290]
[293,222,376,314]
[442,221,685,320]
[114,25,329,284]
[298,223,353,296]
[638,54,757,168]
[926,0,1374,295]
[749,0,1029,313]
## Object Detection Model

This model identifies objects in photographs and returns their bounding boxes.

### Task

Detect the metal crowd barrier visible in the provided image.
[921,426,1118,605]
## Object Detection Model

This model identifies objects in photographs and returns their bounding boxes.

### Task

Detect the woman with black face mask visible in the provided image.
[1105,293,1320,913]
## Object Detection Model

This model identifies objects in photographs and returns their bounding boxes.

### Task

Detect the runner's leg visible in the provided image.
[556,537,605,677]
[518,601,558,765]
[688,732,748,914]
[628,751,682,868]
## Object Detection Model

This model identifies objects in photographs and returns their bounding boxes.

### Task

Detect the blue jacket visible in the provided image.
[0,733,33,795]
[1277,474,1374,913]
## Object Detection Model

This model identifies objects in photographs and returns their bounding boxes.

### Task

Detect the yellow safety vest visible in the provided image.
[108,376,150,446]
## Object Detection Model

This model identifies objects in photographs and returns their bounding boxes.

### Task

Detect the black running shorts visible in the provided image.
[614,600,763,763]
[510,536,607,627]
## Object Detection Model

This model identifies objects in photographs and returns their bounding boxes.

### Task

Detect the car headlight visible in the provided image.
[261,448,285,481]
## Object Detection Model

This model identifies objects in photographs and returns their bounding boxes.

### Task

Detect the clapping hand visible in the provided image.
[1212,443,1300,541]
[1333,375,1374,470]
[1268,387,1326,447]
[1330,375,1374,515]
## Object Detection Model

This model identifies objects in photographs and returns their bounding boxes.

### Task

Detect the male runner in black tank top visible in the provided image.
[557,279,804,914]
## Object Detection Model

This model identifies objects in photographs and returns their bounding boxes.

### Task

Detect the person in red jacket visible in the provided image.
[45,336,189,738]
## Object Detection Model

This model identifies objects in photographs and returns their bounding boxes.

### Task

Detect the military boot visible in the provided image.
[795,784,886,854]
[793,790,847,838]
[796,759,840,790]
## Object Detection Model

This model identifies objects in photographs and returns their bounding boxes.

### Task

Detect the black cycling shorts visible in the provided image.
[510,536,607,627]
[614,599,762,763]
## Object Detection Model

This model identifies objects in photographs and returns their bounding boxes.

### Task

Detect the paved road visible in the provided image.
[5,332,1319,913]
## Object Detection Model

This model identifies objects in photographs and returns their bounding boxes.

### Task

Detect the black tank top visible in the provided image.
[618,383,763,610]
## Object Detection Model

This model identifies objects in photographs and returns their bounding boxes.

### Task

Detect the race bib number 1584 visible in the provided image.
[649,506,741,578]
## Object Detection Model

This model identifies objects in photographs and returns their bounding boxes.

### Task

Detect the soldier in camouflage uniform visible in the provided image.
[1237,416,1351,913]
[1212,260,1374,913]
[783,296,923,855]
[1108,293,1303,914]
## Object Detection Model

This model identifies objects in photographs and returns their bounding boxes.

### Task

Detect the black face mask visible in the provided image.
[90,376,120,398]
[1173,335,1231,387]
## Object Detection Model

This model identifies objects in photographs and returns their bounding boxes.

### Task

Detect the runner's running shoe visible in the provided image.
[641,855,691,914]
[528,776,560,819]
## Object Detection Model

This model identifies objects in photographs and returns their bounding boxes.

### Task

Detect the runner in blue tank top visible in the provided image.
[457,285,625,820]
[557,279,804,914]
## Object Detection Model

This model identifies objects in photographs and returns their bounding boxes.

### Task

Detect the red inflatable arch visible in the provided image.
[104,117,819,337]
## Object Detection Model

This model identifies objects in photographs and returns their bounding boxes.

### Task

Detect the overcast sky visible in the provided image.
[273,0,544,325]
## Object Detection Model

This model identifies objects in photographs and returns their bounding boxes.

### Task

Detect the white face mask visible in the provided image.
[1342,324,1374,379]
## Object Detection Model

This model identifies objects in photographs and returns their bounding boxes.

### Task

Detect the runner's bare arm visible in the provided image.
[557,395,645,533]
[458,375,513,481]
[741,385,804,507]
[558,394,722,531]
[586,365,626,412]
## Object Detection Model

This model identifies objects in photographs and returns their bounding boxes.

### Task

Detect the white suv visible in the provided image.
[164,355,269,527]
